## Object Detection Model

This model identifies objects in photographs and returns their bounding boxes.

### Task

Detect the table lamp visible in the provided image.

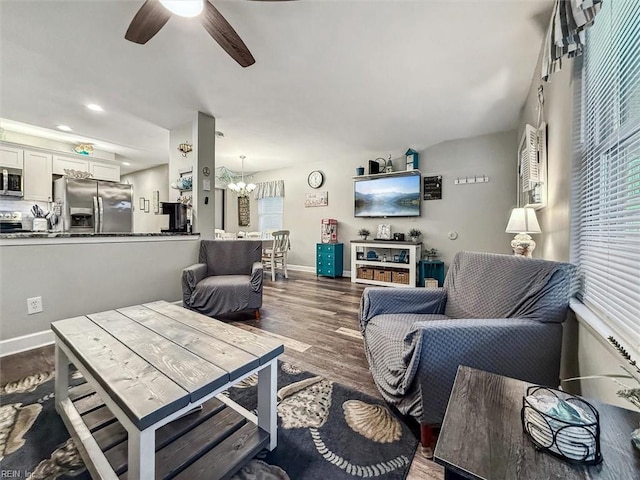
[505,207,541,257]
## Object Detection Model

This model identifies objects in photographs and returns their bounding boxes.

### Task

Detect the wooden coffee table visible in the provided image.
[434,366,640,480]
[52,300,284,480]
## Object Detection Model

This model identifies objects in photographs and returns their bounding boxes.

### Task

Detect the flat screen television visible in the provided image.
[354,175,421,217]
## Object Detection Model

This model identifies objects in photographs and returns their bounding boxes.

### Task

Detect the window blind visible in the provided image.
[258,197,284,232]
[571,0,640,351]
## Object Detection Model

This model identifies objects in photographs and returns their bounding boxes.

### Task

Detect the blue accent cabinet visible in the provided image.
[316,243,344,278]
[419,260,445,287]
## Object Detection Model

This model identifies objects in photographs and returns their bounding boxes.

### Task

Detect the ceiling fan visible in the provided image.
[125,0,292,67]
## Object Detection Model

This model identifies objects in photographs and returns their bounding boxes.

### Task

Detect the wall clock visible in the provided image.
[308,170,325,189]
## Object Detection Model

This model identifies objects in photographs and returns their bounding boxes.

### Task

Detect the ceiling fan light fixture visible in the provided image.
[159,0,203,18]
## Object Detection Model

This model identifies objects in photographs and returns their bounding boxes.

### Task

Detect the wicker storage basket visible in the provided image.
[356,267,374,280]
[374,269,392,282]
[393,271,410,284]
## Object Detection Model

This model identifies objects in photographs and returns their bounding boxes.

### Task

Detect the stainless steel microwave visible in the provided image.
[0,167,24,197]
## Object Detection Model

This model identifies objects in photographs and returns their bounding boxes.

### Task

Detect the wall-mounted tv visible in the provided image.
[354,175,421,217]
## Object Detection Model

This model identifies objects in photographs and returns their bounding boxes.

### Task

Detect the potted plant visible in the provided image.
[358,228,370,240]
[409,228,421,242]
[564,336,640,450]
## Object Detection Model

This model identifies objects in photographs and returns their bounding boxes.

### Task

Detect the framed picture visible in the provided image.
[153,191,160,213]
[144,199,150,213]
[139,197,145,210]
[423,175,443,200]
[377,224,391,239]
[238,196,250,227]
[304,191,328,207]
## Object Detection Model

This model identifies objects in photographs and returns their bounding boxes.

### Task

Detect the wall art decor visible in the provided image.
[153,190,160,213]
[305,191,328,207]
[238,196,250,227]
[423,175,443,200]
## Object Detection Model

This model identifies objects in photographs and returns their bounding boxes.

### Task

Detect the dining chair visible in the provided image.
[221,232,237,240]
[263,229,276,240]
[214,229,225,239]
[262,230,290,281]
[237,231,247,239]
[246,231,263,239]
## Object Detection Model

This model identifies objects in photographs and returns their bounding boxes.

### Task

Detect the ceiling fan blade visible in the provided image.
[201,0,255,67]
[125,0,172,45]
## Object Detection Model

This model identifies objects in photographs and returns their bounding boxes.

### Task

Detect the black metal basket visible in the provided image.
[521,385,602,465]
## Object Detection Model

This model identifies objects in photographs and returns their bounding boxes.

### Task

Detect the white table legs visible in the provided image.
[54,342,69,412]
[128,427,155,480]
[257,359,278,451]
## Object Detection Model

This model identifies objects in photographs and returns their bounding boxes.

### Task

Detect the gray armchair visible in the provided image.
[359,251,575,447]
[182,240,263,318]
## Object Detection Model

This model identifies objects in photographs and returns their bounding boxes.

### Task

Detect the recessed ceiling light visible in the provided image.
[56,125,72,131]
[122,162,131,166]
[86,104,104,112]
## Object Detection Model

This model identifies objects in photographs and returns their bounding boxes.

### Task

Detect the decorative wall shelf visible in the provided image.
[353,170,422,180]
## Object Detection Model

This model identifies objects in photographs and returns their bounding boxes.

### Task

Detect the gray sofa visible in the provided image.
[359,251,575,445]
[182,240,263,318]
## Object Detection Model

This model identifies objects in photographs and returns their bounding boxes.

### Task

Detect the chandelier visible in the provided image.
[228,155,256,197]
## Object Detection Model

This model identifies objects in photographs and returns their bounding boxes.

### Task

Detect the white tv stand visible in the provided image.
[350,240,422,287]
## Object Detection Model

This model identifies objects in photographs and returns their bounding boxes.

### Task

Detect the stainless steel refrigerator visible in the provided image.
[54,177,133,233]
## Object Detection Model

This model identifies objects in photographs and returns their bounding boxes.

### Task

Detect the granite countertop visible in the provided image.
[0,232,200,239]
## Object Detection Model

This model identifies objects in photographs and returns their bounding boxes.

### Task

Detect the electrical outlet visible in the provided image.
[27,296,43,315]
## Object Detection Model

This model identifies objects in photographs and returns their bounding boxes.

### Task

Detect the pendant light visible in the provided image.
[228,155,256,197]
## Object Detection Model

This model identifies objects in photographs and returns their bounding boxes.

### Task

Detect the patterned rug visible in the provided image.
[0,362,418,480]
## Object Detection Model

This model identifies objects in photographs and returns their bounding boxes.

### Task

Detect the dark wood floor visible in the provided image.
[225,271,379,397]
[0,270,442,480]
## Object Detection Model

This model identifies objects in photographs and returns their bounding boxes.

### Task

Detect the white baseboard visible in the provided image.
[286,264,352,278]
[0,330,54,357]
[286,264,315,273]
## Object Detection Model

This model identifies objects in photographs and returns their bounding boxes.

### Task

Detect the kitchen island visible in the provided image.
[0,232,201,356]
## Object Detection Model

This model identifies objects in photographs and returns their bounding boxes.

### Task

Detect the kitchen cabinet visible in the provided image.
[24,150,52,201]
[54,156,120,182]
[316,243,343,278]
[52,155,90,175]
[0,145,24,168]
[351,240,422,287]
[90,161,120,182]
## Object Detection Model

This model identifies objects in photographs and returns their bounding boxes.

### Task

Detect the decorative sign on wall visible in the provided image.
[238,196,250,227]
[305,191,328,207]
[423,175,443,200]
[153,191,160,214]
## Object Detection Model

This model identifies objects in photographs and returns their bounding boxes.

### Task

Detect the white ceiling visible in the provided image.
[0,0,551,174]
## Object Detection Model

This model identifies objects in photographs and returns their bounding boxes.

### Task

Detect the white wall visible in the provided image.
[121,164,170,233]
[0,237,199,343]
[226,130,517,270]
[168,122,194,202]
[518,45,637,409]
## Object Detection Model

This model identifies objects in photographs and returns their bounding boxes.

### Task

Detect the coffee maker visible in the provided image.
[161,202,188,232]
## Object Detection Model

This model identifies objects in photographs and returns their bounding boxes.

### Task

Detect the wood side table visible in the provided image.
[434,366,640,480]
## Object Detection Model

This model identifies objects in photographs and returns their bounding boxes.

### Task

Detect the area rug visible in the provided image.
[0,362,418,480]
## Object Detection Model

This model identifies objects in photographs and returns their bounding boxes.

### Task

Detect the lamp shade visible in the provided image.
[505,207,541,234]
